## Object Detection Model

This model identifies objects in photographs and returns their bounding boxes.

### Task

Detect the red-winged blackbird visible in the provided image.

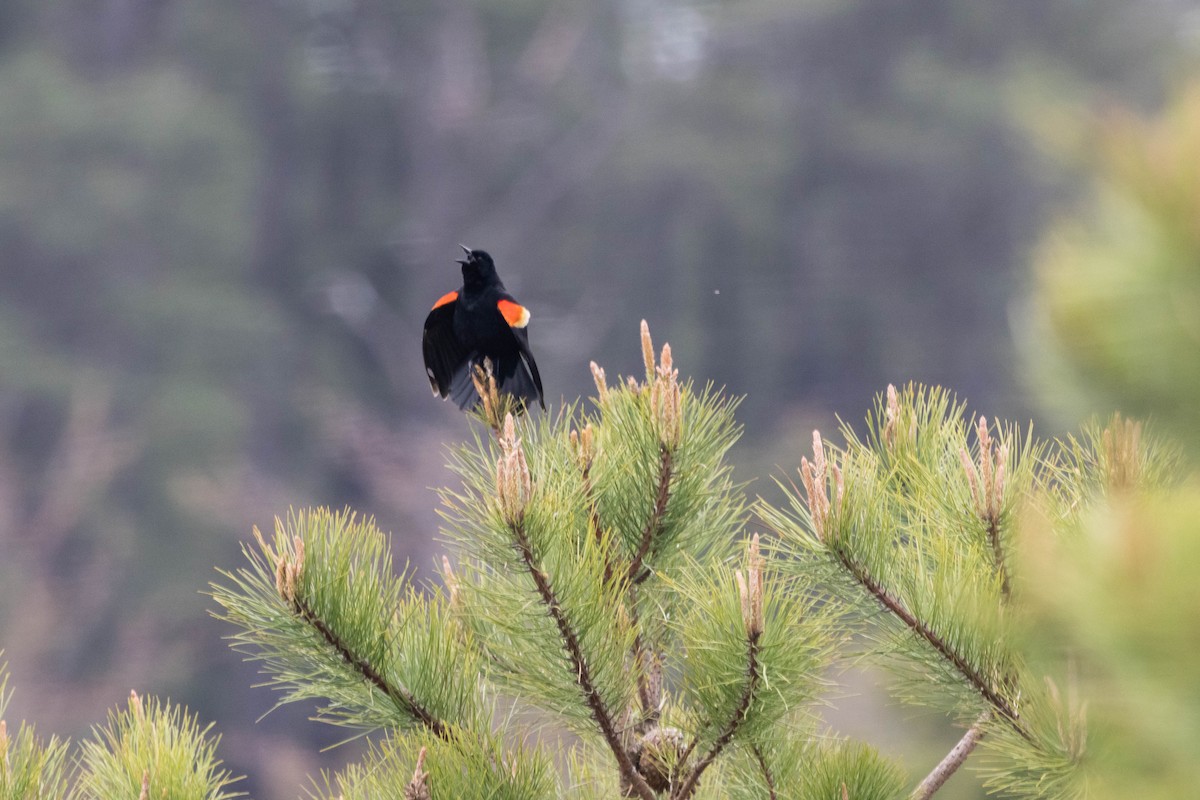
[422,246,545,411]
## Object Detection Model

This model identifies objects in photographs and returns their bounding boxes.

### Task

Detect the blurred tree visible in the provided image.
[1015,417,1200,800]
[1015,81,1200,799]
[1025,84,1200,450]
[578,0,1182,428]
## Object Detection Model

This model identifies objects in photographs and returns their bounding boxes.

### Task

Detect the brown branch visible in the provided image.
[511,523,657,800]
[291,595,449,740]
[582,448,657,730]
[911,713,989,799]
[832,545,1032,743]
[673,631,761,800]
[579,435,665,746]
[629,446,674,584]
[752,745,777,800]
[582,449,658,734]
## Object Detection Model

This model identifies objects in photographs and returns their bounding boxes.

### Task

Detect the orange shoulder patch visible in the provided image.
[431,291,458,310]
[497,299,530,328]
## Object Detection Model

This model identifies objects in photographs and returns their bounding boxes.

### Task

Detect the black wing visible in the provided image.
[494,293,545,410]
[422,299,468,400]
[509,325,545,410]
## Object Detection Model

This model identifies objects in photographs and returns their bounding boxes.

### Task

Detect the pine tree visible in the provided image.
[208,323,1187,799]
[212,322,902,799]
[2,322,1192,799]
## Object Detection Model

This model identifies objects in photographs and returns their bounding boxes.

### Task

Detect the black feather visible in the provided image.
[421,249,545,413]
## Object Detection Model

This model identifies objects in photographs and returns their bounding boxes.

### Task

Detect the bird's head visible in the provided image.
[457,244,498,289]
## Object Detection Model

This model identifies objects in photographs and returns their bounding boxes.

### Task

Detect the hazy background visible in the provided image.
[0,1,1195,797]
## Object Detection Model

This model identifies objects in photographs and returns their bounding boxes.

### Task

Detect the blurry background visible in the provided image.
[0,1,1197,798]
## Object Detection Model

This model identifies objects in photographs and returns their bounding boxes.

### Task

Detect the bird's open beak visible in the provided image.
[457,243,471,265]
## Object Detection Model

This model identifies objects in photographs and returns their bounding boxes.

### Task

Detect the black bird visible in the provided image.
[422,246,545,411]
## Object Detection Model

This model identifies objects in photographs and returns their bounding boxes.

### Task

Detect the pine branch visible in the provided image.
[628,587,660,732]
[579,426,660,737]
[752,745,777,800]
[985,517,1012,601]
[215,509,484,738]
[575,419,660,736]
[510,519,657,800]
[289,593,450,741]
[831,543,1032,742]
[629,444,673,584]
[674,630,762,800]
[911,713,988,800]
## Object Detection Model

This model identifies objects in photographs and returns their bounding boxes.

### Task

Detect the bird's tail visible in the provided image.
[448,354,543,412]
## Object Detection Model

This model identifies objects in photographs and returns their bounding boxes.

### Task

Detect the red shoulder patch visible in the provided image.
[497,299,530,328]
[431,291,458,310]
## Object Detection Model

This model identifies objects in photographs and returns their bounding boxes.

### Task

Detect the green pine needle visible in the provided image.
[672,556,835,753]
[309,730,558,800]
[211,508,484,736]
[0,659,72,800]
[73,693,241,800]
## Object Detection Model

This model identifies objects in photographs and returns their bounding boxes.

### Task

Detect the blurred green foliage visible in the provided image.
[1020,83,1200,799]
[1028,85,1200,449]
[1010,420,1200,799]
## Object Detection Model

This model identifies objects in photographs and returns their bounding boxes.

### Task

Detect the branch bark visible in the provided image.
[911,713,988,799]
[673,631,761,800]
[832,545,1032,742]
[752,745,777,800]
[580,451,658,733]
[511,522,657,800]
[629,445,673,584]
[291,594,450,740]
